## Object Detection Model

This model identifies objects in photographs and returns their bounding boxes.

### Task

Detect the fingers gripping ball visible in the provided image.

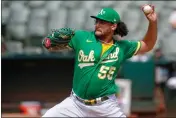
[42,28,75,49]
[143,5,153,14]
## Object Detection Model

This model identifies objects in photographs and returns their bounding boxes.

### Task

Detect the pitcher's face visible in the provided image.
[94,19,117,37]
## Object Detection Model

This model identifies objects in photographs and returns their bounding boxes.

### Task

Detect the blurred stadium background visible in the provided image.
[1,1,176,117]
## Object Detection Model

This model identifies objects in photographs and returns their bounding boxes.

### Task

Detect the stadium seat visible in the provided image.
[138,15,148,31]
[1,7,10,24]
[122,9,141,33]
[45,1,62,11]
[7,23,27,40]
[134,30,146,41]
[159,8,174,33]
[60,1,82,9]
[114,1,131,8]
[28,1,45,8]
[113,5,126,16]
[27,18,47,37]
[164,1,176,9]
[27,8,48,37]
[95,1,116,8]
[151,1,165,13]
[9,1,25,6]
[9,4,30,24]
[5,41,23,54]
[133,1,150,7]
[2,1,11,8]
[47,8,68,33]
[80,1,97,10]
[29,8,48,18]
[66,9,87,30]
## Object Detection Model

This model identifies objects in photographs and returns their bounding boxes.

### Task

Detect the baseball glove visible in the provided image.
[42,28,75,50]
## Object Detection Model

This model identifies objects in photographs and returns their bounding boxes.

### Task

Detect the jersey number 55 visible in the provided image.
[98,65,116,80]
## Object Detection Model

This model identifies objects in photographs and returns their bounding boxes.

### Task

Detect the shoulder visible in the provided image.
[117,39,133,43]
[116,40,131,46]
[73,30,93,42]
[116,39,138,46]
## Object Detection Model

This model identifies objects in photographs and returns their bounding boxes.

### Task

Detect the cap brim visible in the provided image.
[91,16,108,22]
[90,16,99,19]
[90,16,114,23]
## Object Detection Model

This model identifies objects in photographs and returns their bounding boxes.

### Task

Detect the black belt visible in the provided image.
[72,92,109,105]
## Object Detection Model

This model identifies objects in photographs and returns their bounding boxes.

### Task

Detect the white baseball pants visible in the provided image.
[42,93,126,117]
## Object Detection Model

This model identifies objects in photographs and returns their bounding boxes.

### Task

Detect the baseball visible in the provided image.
[143,5,152,14]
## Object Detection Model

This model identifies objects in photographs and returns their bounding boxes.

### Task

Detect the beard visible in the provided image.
[94,28,104,37]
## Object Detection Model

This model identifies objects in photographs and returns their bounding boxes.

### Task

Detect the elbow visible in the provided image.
[142,37,157,52]
[140,41,154,53]
[146,45,155,52]
[148,45,154,51]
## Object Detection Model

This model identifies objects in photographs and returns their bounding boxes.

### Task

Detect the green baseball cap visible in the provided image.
[91,8,120,24]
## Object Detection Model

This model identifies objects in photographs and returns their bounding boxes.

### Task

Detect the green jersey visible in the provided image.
[68,30,141,99]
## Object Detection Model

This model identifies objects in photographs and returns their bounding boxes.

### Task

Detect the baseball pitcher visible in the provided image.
[42,5,157,117]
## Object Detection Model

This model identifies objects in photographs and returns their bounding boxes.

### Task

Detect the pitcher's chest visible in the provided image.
[77,42,124,65]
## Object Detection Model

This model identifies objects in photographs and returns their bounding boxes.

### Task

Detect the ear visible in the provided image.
[111,24,117,31]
